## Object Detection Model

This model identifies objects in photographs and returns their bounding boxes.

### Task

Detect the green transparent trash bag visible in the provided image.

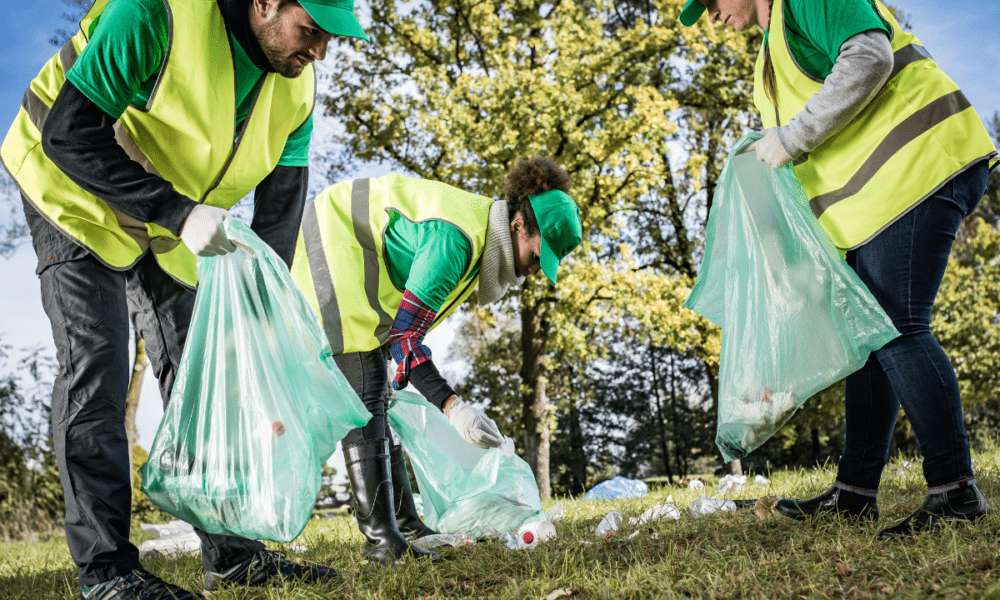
[387,390,543,538]
[139,219,371,542]
[684,133,899,463]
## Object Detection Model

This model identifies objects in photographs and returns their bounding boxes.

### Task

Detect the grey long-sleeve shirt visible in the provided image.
[777,30,895,159]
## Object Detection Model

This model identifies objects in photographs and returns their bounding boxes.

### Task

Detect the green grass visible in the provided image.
[3,448,1000,600]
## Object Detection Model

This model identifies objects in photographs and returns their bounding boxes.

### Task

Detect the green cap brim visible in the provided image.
[679,0,706,26]
[299,0,371,43]
[539,235,559,285]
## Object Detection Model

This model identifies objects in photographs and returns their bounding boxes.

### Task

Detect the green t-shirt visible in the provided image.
[64,0,312,167]
[780,0,891,79]
[383,212,477,312]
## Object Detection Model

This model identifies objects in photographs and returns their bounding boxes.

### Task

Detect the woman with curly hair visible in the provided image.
[289,157,581,562]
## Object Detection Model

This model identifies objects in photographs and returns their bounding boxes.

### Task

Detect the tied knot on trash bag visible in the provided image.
[139,220,371,543]
[683,133,899,463]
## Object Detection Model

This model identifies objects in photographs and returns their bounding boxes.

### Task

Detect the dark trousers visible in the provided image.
[334,348,391,446]
[24,198,262,586]
[837,161,989,492]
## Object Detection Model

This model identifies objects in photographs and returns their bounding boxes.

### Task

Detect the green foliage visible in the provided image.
[131,446,171,525]
[0,344,63,540]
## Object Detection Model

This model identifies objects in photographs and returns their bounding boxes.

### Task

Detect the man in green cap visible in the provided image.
[289,156,582,562]
[1,0,369,597]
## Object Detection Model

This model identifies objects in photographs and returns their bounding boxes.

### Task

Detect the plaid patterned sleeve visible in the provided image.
[389,290,438,390]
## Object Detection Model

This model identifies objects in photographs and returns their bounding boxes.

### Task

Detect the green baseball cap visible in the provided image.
[679,0,706,26]
[529,189,582,285]
[299,0,370,43]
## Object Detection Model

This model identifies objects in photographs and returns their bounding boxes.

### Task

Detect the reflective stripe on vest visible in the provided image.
[292,174,490,354]
[753,0,999,250]
[1,0,314,287]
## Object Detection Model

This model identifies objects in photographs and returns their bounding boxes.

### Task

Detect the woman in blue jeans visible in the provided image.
[680,0,997,539]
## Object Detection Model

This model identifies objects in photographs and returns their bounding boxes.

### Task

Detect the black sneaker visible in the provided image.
[203,549,338,592]
[81,568,199,600]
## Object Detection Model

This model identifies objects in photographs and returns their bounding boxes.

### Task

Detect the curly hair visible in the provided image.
[502,157,572,235]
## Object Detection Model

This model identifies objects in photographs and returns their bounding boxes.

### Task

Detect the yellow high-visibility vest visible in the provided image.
[754,0,998,250]
[291,174,491,354]
[1,0,314,287]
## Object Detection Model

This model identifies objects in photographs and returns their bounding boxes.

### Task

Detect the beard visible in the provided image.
[257,16,307,78]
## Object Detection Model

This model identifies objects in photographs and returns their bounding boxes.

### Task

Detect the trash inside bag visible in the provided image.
[386,390,544,538]
[583,476,648,502]
[684,133,899,462]
[140,220,371,542]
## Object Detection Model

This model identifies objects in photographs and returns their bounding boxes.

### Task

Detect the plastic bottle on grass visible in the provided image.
[595,511,622,537]
[689,497,737,517]
[518,520,556,548]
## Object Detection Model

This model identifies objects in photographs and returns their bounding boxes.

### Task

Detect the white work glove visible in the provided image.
[750,128,794,168]
[180,204,237,257]
[446,398,502,449]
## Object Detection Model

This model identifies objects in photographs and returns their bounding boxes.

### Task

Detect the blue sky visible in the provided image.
[0,0,998,456]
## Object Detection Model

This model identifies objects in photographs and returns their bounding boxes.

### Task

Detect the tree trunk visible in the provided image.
[567,400,587,495]
[652,350,674,483]
[124,332,147,487]
[520,303,550,500]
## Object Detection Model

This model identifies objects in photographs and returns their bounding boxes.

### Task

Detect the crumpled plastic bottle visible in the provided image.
[628,504,681,525]
[689,496,738,517]
[754,474,771,485]
[595,511,623,537]
[544,502,565,522]
[717,474,747,493]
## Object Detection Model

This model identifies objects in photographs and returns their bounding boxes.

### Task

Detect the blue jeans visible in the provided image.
[835,161,990,494]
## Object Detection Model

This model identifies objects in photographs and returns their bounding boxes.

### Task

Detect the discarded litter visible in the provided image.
[519,520,557,546]
[754,496,781,519]
[628,504,681,525]
[678,477,705,489]
[717,474,746,494]
[595,511,623,536]
[138,520,200,559]
[545,502,565,523]
[584,476,648,501]
[754,474,771,485]
[689,497,737,517]
[411,534,476,549]
[626,530,640,540]
[137,520,312,557]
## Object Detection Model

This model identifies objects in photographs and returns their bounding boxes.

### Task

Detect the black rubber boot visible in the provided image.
[878,481,989,540]
[390,445,438,541]
[775,486,879,521]
[344,439,439,564]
